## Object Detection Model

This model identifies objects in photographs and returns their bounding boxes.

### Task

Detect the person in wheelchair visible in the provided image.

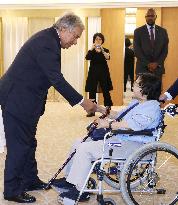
[55,73,162,203]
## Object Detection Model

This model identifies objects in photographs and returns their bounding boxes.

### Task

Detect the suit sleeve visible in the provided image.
[157,29,169,65]
[167,78,178,99]
[85,50,95,60]
[35,36,83,106]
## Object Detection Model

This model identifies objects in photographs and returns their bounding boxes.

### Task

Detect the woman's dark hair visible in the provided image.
[125,38,131,47]
[137,73,161,100]
[93,33,105,44]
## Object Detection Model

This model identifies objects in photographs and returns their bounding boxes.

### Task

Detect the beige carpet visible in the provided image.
[0,100,178,205]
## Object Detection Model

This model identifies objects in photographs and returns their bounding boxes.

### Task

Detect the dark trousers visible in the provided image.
[89,91,113,106]
[124,72,134,92]
[2,110,39,197]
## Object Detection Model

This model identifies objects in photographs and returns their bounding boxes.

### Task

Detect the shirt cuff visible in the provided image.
[78,97,84,105]
[164,92,173,100]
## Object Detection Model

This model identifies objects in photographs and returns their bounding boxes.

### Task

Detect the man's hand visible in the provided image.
[96,105,106,114]
[80,98,97,113]
[159,93,167,102]
[148,62,159,72]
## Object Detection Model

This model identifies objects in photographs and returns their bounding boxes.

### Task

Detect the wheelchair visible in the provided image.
[72,104,178,205]
[48,104,178,205]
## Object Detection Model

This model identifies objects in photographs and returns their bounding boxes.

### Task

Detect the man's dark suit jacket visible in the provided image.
[0,27,83,124]
[134,24,169,75]
[167,78,178,99]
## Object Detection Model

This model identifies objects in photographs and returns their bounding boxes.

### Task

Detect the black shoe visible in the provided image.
[4,192,36,203]
[24,179,51,191]
[58,186,90,202]
[86,112,95,117]
[51,177,75,191]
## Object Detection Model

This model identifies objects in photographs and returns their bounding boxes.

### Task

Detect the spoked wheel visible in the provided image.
[120,142,178,205]
[98,197,117,205]
[103,162,149,189]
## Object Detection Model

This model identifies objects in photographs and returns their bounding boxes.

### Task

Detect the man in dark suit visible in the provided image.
[0,13,96,203]
[159,78,178,101]
[133,8,169,80]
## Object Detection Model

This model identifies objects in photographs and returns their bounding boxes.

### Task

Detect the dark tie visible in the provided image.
[150,26,154,47]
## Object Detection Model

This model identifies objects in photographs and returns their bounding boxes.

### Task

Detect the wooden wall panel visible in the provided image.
[100,8,125,106]
[162,8,178,103]
[0,18,3,76]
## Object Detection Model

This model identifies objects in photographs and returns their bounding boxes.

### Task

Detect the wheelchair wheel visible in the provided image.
[120,142,178,205]
[98,197,116,205]
[103,162,148,189]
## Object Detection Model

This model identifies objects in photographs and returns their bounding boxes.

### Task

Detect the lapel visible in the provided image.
[142,25,153,48]
[143,25,150,41]
[154,25,160,50]
[49,26,61,50]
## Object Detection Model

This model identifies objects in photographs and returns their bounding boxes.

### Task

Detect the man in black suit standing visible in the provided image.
[133,8,169,80]
[0,13,96,203]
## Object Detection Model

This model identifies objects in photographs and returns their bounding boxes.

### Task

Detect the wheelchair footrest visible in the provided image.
[156,188,166,194]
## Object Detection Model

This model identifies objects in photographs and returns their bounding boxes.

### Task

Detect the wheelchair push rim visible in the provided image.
[120,142,178,205]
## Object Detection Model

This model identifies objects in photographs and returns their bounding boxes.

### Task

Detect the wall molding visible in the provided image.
[0,1,178,9]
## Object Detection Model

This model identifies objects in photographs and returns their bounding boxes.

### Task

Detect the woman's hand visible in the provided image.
[100,46,110,60]
[91,44,96,50]
[109,120,130,130]
[96,119,109,129]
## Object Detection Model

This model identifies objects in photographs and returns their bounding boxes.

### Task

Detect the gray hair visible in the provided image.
[54,12,85,31]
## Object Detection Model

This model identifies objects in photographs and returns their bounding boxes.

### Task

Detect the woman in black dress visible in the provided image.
[85,33,113,117]
[124,38,135,92]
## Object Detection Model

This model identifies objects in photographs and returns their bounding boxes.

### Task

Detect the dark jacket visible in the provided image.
[167,78,178,99]
[0,27,83,124]
[134,24,169,75]
[124,47,134,75]
[85,48,113,92]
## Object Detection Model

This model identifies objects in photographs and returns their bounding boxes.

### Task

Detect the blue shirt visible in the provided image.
[113,99,161,143]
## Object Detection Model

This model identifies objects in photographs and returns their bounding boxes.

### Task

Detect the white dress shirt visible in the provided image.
[146,24,155,40]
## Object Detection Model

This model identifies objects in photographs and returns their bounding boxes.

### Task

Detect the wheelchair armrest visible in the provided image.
[111,129,153,136]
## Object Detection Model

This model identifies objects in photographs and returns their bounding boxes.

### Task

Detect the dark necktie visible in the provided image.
[150,26,154,47]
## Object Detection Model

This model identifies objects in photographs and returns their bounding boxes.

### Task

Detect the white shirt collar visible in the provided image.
[146,24,155,30]
[55,28,61,45]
